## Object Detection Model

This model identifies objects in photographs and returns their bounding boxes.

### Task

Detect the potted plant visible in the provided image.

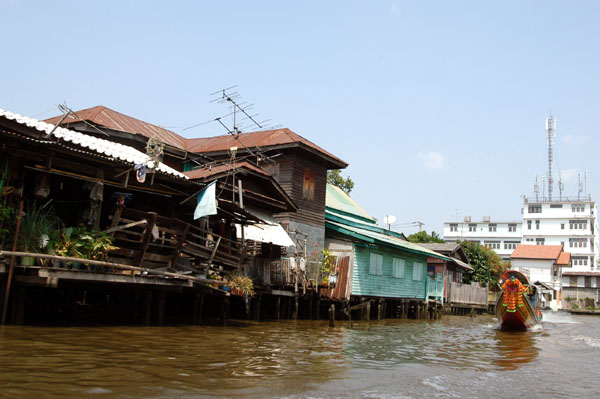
[55,225,117,269]
[15,202,60,265]
[319,248,337,287]
[228,275,255,297]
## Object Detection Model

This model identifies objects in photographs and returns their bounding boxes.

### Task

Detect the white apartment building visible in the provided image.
[522,196,599,272]
[443,217,523,260]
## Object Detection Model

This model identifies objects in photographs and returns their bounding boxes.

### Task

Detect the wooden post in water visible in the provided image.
[275,296,281,321]
[253,293,262,321]
[221,296,229,326]
[328,304,335,327]
[157,292,166,326]
[377,300,382,321]
[144,291,152,326]
[366,301,371,322]
[308,293,313,320]
[293,297,299,320]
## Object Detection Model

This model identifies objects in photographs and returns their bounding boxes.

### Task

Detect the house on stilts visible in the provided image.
[322,184,452,320]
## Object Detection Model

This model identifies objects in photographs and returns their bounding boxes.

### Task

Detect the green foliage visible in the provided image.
[319,248,337,285]
[407,230,445,243]
[461,241,510,285]
[327,169,354,194]
[55,226,117,261]
[16,201,60,253]
[228,275,255,297]
[0,201,16,248]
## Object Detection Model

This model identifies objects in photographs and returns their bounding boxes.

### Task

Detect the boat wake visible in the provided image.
[541,311,579,324]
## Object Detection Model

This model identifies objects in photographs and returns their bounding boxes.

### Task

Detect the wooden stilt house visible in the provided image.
[323,184,451,319]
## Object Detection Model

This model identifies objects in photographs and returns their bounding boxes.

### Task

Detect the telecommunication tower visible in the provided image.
[546,114,556,201]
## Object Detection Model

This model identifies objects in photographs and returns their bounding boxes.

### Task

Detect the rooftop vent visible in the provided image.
[464,216,471,222]
[483,216,490,222]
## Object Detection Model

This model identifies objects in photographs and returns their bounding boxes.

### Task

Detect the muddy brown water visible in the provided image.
[1,312,599,398]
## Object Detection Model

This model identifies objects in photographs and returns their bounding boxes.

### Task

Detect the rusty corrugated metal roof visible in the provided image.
[183,161,270,180]
[45,105,187,150]
[186,128,347,169]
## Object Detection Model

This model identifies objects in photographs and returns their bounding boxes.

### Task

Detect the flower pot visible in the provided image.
[20,256,35,266]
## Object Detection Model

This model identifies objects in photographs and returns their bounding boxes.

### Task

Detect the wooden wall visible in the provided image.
[274,153,328,228]
[352,245,429,299]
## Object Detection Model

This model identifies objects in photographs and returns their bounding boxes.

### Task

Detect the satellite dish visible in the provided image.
[383,215,396,225]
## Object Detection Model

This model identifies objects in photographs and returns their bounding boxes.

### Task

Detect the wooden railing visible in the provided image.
[446,281,488,306]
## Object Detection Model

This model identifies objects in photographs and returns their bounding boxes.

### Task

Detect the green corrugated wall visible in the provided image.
[352,244,428,299]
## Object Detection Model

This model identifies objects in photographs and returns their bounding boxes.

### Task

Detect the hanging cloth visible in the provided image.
[194,181,218,219]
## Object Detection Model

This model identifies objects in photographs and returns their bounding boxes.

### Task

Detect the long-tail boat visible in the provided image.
[496,270,542,331]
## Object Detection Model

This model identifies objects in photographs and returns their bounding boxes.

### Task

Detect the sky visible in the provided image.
[2,0,599,235]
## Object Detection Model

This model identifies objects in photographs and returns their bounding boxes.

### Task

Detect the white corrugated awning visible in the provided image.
[236,222,295,247]
[0,108,187,179]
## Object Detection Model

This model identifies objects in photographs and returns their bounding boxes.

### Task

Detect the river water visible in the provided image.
[1,312,599,399]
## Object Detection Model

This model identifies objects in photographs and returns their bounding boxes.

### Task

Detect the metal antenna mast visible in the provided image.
[546,113,556,201]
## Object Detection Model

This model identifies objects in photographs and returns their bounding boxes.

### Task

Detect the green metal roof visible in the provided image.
[326,184,376,223]
[326,220,452,262]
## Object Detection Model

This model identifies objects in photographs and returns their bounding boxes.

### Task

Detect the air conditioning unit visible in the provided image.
[464,216,471,222]
[483,216,490,222]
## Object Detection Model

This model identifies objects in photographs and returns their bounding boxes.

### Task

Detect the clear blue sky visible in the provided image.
[2,1,599,235]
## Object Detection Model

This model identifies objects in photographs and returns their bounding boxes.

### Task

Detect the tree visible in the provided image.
[327,169,354,194]
[461,241,510,286]
[407,230,445,243]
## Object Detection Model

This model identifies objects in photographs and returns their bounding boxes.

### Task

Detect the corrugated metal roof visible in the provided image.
[326,184,376,222]
[1,108,187,179]
[183,161,271,180]
[45,105,187,150]
[326,219,452,261]
[510,244,563,260]
[186,128,348,169]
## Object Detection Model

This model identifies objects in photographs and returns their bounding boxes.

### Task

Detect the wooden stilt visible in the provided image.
[11,286,26,325]
[366,301,371,322]
[377,300,382,321]
[308,293,313,320]
[221,296,229,326]
[293,297,299,320]
[144,291,152,326]
[157,292,166,326]
[253,293,262,321]
[328,304,335,327]
[275,296,281,321]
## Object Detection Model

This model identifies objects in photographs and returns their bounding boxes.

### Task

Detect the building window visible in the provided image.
[412,262,424,281]
[504,241,519,250]
[536,238,545,245]
[469,224,477,232]
[527,220,532,230]
[392,258,405,278]
[561,223,565,230]
[484,241,501,249]
[526,238,534,242]
[572,204,585,212]
[550,204,563,208]
[572,256,588,266]
[585,277,592,288]
[529,205,542,213]
[489,224,497,232]
[569,220,587,230]
[508,224,517,232]
[569,276,578,287]
[369,253,383,276]
[450,224,458,232]
[303,168,315,201]
[535,220,540,230]
[569,238,588,248]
